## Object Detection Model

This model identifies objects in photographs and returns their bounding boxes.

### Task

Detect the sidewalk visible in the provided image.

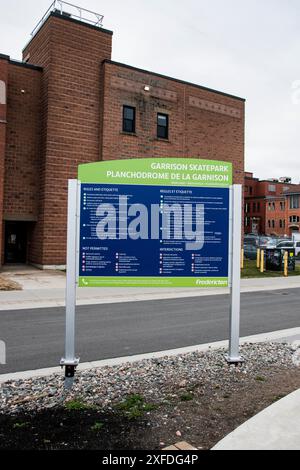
[1,266,300,310]
[212,388,300,450]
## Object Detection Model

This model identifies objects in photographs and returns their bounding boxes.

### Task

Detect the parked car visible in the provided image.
[276,240,300,257]
[244,235,261,248]
[258,236,277,248]
[276,237,291,245]
[243,243,258,260]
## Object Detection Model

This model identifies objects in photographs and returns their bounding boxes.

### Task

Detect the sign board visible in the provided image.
[77,158,232,288]
[60,158,242,388]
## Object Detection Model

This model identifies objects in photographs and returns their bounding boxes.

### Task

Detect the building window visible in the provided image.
[279,219,286,229]
[272,220,275,229]
[268,185,276,193]
[268,220,271,228]
[249,187,253,195]
[289,215,300,223]
[280,201,285,211]
[253,203,257,212]
[157,113,169,139]
[245,217,250,228]
[0,80,6,105]
[257,202,260,212]
[290,195,299,210]
[123,106,136,133]
[268,202,275,211]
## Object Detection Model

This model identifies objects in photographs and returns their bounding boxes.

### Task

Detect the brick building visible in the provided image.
[283,185,300,236]
[244,172,300,237]
[0,4,245,268]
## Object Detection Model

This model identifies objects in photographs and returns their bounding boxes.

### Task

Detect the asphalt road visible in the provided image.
[0,288,299,374]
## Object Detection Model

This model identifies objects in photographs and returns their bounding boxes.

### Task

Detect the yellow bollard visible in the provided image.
[260,250,264,273]
[257,248,261,269]
[241,249,244,269]
[284,251,288,277]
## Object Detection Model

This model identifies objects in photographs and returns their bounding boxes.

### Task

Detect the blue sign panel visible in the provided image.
[79,183,230,287]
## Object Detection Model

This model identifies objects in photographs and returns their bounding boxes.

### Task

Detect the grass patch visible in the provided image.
[255,376,266,382]
[241,259,300,279]
[90,421,104,432]
[116,394,157,419]
[272,394,286,403]
[13,422,29,430]
[65,399,96,411]
[180,392,194,402]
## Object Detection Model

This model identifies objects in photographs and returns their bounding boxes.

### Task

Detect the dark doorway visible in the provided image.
[4,222,27,264]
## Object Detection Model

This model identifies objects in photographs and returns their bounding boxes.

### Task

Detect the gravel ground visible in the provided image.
[1,342,300,450]
[1,342,299,414]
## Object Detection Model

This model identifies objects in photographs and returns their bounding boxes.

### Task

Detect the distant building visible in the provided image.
[0,3,245,268]
[244,172,300,237]
[284,185,300,235]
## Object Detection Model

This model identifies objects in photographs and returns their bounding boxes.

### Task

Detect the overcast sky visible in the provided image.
[1,0,300,181]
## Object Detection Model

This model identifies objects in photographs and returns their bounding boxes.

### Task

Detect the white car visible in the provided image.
[276,240,300,257]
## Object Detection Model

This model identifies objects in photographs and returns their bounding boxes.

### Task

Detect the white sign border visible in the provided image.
[60,180,243,388]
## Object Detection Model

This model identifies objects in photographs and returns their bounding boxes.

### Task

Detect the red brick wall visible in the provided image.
[4,64,41,220]
[0,56,8,264]
[265,197,287,236]
[244,197,265,234]
[101,61,245,185]
[23,13,113,265]
[3,62,42,263]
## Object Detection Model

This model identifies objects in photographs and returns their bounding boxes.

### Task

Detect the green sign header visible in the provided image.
[78,158,232,187]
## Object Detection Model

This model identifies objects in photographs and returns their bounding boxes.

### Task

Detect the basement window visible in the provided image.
[123,106,136,133]
[157,113,169,139]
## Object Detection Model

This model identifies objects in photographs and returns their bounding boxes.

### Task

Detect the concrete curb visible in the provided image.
[1,326,299,384]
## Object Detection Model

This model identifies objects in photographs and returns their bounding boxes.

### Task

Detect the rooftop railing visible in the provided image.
[31,1,104,37]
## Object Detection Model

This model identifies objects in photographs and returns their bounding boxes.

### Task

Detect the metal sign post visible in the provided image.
[60,179,80,389]
[226,184,243,364]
